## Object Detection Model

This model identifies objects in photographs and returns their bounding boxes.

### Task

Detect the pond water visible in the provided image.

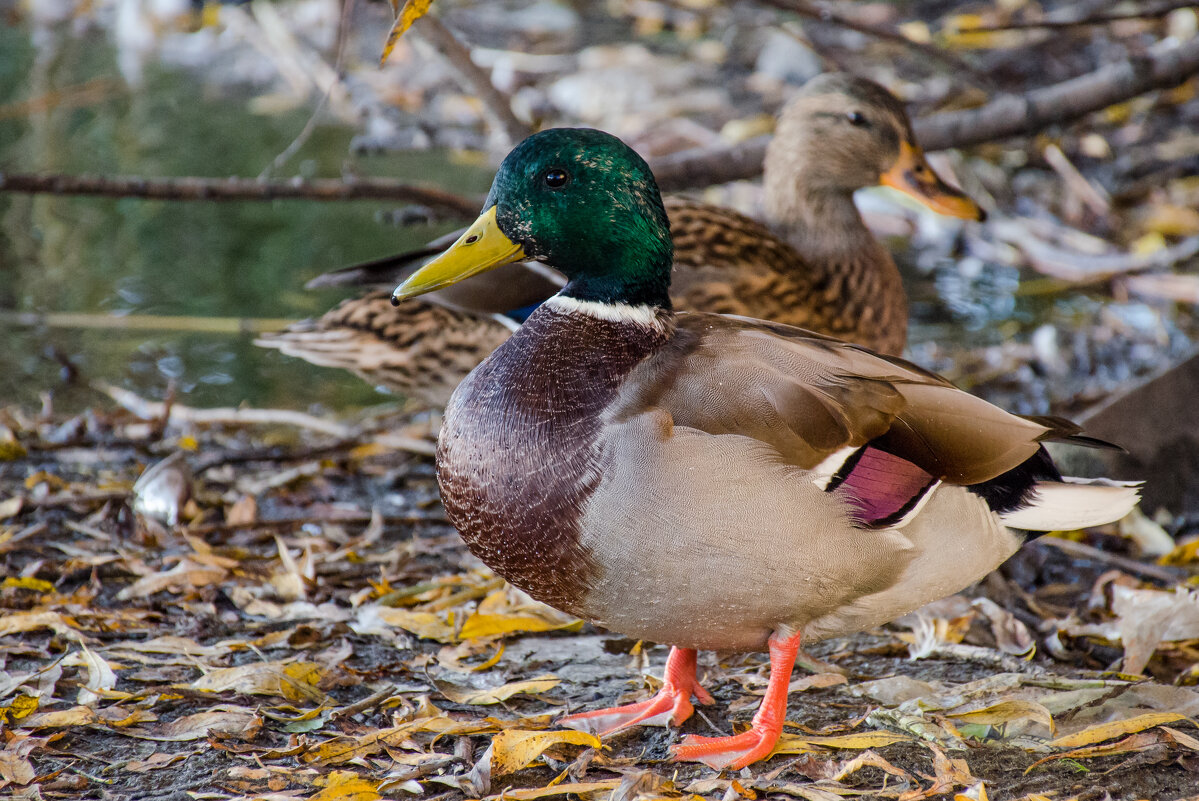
[0,18,494,413]
[1,10,1191,422]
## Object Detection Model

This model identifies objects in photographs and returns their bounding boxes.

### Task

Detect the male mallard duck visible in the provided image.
[389,128,1138,769]
[258,73,981,405]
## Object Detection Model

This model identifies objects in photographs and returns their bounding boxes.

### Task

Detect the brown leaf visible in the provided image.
[125,752,188,773]
[140,707,262,741]
[0,752,35,787]
[190,660,324,703]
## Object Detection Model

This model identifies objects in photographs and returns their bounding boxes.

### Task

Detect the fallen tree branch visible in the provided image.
[0,172,480,216]
[651,35,1199,191]
[415,14,532,146]
[95,382,437,456]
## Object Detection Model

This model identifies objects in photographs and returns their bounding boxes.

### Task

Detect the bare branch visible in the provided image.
[0,172,480,216]
[956,0,1196,32]
[914,35,1199,151]
[755,0,994,87]
[414,14,532,146]
[650,36,1199,191]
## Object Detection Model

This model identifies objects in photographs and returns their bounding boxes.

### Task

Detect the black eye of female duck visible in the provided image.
[543,168,570,189]
[846,110,869,128]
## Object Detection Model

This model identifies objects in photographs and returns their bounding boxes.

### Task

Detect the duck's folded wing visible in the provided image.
[638,314,1079,487]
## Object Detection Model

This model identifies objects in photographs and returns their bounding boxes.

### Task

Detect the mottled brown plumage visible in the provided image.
[260,73,981,404]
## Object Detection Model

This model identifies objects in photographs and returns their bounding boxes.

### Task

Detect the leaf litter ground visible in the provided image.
[3,403,1199,801]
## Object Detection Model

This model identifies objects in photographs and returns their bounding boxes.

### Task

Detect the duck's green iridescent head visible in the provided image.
[392,128,673,309]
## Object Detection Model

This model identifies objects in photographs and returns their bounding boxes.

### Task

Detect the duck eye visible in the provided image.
[846,111,869,128]
[543,168,570,189]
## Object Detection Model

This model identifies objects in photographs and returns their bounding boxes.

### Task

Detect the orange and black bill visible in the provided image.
[880,140,986,222]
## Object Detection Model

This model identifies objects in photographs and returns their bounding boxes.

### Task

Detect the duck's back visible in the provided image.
[666,197,908,355]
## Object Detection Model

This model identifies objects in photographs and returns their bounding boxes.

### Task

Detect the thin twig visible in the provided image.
[1037,537,1184,584]
[261,0,356,178]
[755,0,993,87]
[957,0,1197,32]
[414,14,532,146]
[650,35,1199,190]
[94,381,437,455]
[334,683,399,719]
[0,172,479,216]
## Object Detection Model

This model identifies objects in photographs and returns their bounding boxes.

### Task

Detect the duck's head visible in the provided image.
[767,73,984,221]
[393,128,673,309]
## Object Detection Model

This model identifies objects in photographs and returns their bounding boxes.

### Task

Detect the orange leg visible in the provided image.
[670,629,801,770]
[560,647,714,736]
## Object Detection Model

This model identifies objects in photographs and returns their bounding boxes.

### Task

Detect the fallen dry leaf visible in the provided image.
[489,728,600,776]
[136,706,262,741]
[773,730,912,755]
[437,675,560,705]
[191,660,324,703]
[311,770,383,801]
[946,699,1055,735]
[1050,711,1192,748]
[485,778,621,800]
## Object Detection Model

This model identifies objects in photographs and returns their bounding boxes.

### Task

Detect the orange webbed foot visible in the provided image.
[560,646,712,736]
[669,629,802,770]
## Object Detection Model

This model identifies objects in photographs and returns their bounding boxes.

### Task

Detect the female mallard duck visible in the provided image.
[258,73,982,406]
[390,128,1137,769]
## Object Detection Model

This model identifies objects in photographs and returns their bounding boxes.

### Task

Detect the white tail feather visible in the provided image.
[999,477,1142,531]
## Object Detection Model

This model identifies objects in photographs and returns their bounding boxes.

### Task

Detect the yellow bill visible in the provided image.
[880,140,985,221]
[391,206,528,303]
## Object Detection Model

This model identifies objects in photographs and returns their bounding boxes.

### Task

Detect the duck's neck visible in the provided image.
[763,178,879,261]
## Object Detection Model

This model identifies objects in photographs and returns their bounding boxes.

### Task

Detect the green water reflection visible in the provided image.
[0,22,492,412]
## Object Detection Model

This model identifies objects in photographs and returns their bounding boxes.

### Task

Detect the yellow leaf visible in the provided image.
[312,771,383,801]
[3,694,38,721]
[190,661,324,703]
[1050,712,1192,748]
[380,0,433,66]
[438,675,560,705]
[459,612,583,640]
[17,705,98,729]
[2,576,55,593]
[371,607,457,643]
[772,730,912,755]
[490,730,602,776]
[490,779,622,800]
[947,700,1055,734]
[0,610,79,637]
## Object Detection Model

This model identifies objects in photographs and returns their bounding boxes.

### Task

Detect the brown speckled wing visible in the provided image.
[664,197,908,355]
[256,291,512,407]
